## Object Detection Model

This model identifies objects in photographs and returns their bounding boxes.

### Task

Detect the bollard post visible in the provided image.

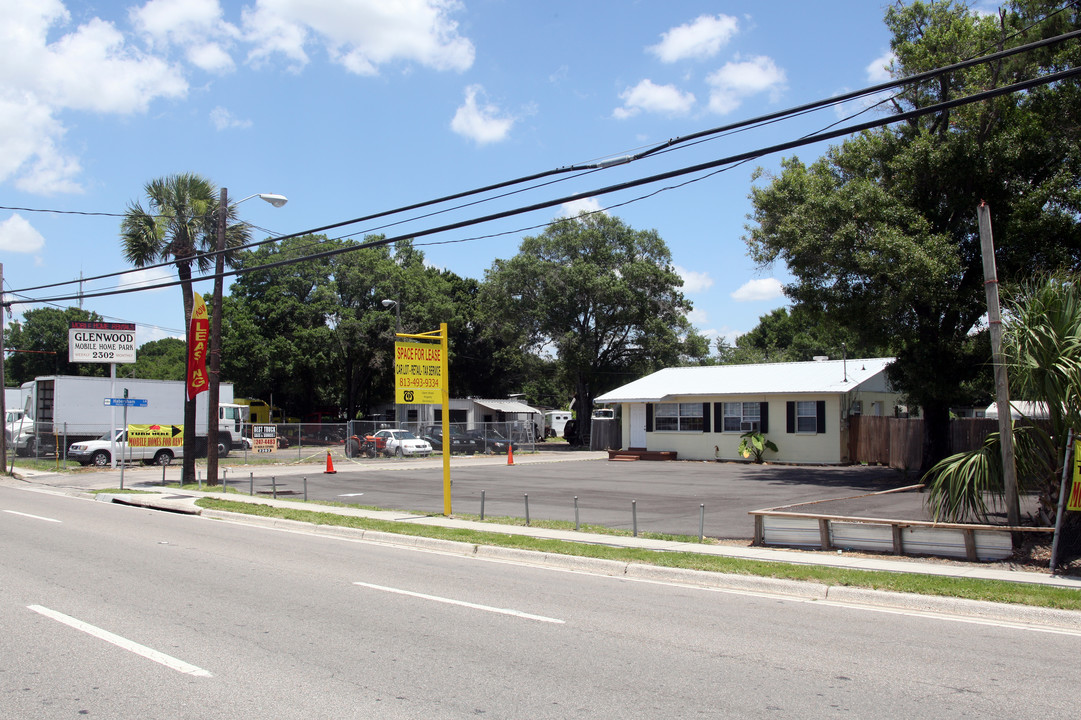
[303,476,308,502]
[699,504,705,542]
[198,470,202,491]
[480,490,486,521]
[632,499,637,537]
[574,496,580,531]
[272,476,277,499]
[524,493,530,527]
[249,471,254,496]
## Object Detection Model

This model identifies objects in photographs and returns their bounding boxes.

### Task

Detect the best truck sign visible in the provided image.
[69,322,137,364]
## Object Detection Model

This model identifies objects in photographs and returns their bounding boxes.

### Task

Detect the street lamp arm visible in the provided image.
[232,193,289,208]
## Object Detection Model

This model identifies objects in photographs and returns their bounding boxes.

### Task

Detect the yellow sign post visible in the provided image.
[394,323,452,515]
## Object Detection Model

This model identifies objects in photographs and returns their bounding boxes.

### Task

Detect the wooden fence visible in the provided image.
[848,416,1003,471]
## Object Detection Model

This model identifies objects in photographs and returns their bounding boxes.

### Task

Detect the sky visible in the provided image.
[0,0,988,353]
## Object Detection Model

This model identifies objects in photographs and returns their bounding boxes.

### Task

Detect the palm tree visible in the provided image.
[924,274,1081,533]
[120,173,251,482]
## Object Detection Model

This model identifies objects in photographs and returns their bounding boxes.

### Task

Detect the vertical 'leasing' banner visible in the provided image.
[186,294,210,401]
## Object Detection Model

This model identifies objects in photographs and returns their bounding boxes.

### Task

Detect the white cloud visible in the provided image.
[242,0,474,76]
[706,55,786,115]
[649,14,739,63]
[686,308,708,326]
[675,265,713,293]
[119,267,176,292]
[130,0,239,73]
[559,198,604,218]
[866,50,895,83]
[731,277,784,302]
[0,214,46,253]
[451,85,514,145]
[210,106,253,130]
[0,1,187,193]
[613,79,695,119]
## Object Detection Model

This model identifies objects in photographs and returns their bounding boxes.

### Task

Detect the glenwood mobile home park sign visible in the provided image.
[69,321,137,364]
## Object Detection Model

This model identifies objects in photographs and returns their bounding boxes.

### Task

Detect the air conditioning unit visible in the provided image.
[740,421,758,432]
[851,401,862,416]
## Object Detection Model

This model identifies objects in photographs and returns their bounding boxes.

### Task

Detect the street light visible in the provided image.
[381,298,401,331]
[206,188,288,485]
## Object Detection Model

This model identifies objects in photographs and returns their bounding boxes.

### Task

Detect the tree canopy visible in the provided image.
[745,0,1081,467]
[482,212,704,434]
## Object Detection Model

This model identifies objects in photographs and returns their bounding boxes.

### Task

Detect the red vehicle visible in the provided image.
[346,434,386,458]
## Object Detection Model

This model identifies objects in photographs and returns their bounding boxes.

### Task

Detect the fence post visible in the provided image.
[574,496,579,531]
[699,504,705,542]
[632,499,637,537]
[271,476,277,499]
[249,471,254,496]
[303,476,307,502]
[524,494,530,526]
[480,490,485,520]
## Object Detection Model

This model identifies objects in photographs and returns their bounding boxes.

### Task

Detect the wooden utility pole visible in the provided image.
[977,202,1021,544]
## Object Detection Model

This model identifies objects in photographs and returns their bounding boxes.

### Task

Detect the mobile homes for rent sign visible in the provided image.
[69,321,137,363]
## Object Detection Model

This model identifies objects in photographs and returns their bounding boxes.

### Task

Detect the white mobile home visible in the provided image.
[595,358,902,464]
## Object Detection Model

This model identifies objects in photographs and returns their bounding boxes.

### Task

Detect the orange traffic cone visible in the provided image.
[507,444,514,465]
[324,450,337,474]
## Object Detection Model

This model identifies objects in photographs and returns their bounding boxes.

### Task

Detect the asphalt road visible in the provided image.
[2,484,1077,719]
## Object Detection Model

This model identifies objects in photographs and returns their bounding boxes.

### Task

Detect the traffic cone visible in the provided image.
[324,450,336,474]
[507,444,514,466]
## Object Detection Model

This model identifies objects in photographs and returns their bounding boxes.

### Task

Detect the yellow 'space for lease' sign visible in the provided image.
[395,342,445,404]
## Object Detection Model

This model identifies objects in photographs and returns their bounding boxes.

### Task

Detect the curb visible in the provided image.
[192,503,1081,632]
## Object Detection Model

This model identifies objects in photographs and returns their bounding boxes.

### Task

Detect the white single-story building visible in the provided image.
[594,357,902,464]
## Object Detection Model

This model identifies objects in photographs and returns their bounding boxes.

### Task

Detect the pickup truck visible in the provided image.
[68,430,178,467]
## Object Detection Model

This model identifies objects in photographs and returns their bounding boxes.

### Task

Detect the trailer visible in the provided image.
[13,375,244,460]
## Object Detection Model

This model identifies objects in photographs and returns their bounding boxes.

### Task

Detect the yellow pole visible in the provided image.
[439,322,451,515]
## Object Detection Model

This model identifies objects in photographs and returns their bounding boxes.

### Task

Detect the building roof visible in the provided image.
[472,399,542,415]
[595,358,895,404]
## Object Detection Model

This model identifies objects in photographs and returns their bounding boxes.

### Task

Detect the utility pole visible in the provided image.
[0,263,6,471]
[978,202,1021,545]
[206,187,226,486]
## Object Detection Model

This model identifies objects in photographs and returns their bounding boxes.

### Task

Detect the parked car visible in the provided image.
[463,428,515,455]
[418,425,478,455]
[68,430,177,467]
[373,429,432,458]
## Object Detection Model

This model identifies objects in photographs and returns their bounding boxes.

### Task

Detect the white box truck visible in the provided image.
[13,375,244,463]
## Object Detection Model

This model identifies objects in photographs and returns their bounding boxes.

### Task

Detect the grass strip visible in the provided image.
[196,497,1081,612]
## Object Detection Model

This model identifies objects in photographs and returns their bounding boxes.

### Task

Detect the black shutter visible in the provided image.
[702,403,711,433]
[760,402,769,433]
[816,400,826,434]
[786,401,795,433]
[645,403,653,432]
[714,403,724,433]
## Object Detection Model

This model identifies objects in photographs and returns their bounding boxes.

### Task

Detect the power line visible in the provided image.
[13,26,1077,300]
[13,62,1080,307]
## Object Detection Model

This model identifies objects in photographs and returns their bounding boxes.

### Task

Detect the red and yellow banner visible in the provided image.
[1070,440,1081,512]
[186,293,210,401]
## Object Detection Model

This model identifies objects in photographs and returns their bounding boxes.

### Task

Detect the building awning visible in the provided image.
[473,399,542,415]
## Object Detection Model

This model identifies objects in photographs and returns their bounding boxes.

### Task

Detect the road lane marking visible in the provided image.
[353,582,565,624]
[338,493,365,497]
[27,605,213,677]
[4,510,61,523]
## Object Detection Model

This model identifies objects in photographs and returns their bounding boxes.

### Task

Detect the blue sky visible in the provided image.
[1,0,946,352]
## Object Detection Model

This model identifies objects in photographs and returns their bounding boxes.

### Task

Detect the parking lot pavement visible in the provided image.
[5,451,1040,541]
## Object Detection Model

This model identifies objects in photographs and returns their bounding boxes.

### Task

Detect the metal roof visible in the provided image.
[472,399,542,415]
[595,358,895,403]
